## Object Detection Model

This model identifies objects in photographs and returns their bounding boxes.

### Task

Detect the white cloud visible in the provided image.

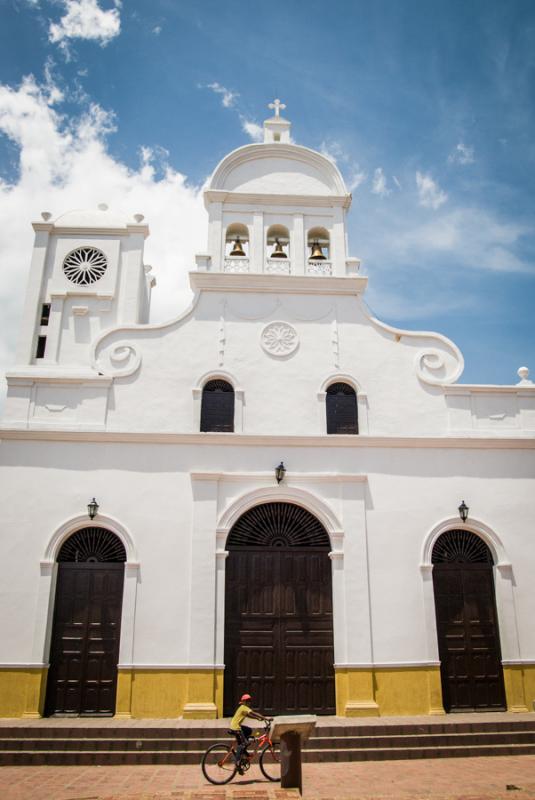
[0,73,207,409]
[415,171,448,209]
[152,25,162,35]
[395,208,532,273]
[319,140,366,193]
[371,167,391,197]
[392,175,402,190]
[205,82,238,108]
[240,118,263,143]
[48,0,121,55]
[448,142,475,165]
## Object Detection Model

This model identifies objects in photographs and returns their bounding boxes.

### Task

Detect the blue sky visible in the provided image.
[0,0,534,399]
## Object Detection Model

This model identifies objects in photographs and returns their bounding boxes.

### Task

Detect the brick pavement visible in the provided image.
[1,756,535,800]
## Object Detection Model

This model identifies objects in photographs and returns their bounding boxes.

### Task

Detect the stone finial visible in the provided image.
[41,211,52,221]
[517,366,532,385]
[98,203,108,211]
[134,213,145,223]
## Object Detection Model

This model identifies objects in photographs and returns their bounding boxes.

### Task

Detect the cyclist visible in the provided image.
[229,693,272,772]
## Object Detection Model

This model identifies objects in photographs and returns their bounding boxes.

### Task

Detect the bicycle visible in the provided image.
[201,720,281,784]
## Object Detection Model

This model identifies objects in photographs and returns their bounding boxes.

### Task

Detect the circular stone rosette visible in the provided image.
[260,321,299,357]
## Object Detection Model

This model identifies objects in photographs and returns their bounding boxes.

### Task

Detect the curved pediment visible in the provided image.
[208,143,349,198]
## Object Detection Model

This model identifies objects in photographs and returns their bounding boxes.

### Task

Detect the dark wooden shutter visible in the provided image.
[200,379,235,432]
[326,382,358,434]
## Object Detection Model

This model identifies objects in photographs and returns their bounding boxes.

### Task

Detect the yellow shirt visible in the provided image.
[230,704,252,730]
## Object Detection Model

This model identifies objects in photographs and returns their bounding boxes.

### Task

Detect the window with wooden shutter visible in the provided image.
[326,382,358,434]
[200,379,235,432]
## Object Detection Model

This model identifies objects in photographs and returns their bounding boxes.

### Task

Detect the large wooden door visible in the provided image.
[45,528,126,716]
[432,530,506,712]
[223,503,335,716]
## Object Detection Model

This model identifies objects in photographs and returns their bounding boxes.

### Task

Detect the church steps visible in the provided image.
[0,719,534,765]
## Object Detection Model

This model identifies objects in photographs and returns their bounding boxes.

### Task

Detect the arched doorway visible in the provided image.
[223,502,335,716]
[432,529,506,712]
[45,527,126,716]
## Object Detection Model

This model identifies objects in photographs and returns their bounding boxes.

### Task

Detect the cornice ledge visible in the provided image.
[5,368,112,385]
[1,430,534,447]
[189,271,367,295]
[204,189,351,208]
[190,471,367,482]
[444,384,535,394]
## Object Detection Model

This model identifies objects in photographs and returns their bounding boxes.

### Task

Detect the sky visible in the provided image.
[0,0,534,409]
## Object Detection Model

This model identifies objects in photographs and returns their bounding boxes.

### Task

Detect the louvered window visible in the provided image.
[326,382,358,434]
[200,379,235,432]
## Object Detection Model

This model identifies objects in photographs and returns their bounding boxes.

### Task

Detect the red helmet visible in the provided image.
[240,693,252,703]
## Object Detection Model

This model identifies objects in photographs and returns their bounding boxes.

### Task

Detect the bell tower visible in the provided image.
[196,100,361,278]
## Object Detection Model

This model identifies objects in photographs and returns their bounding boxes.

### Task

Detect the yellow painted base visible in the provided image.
[116,668,224,719]
[336,665,445,717]
[2,664,534,719]
[503,665,535,712]
[0,668,48,718]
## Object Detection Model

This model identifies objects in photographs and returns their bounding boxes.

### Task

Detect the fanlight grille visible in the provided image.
[63,247,108,285]
[227,502,330,548]
[58,527,126,563]
[327,382,355,396]
[204,380,234,393]
[432,529,493,565]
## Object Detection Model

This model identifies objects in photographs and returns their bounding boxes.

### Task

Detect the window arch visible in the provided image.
[200,379,235,432]
[432,529,493,565]
[326,382,358,434]
[57,527,126,563]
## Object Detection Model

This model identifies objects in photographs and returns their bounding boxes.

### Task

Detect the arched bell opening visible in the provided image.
[225,223,249,260]
[307,226,330,262]
[44,527,126,717]
[223,501,335,716]
[431,529,506,713]
[266,224,290,269]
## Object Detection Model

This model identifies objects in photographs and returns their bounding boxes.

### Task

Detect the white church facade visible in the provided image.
[0,104,534,720]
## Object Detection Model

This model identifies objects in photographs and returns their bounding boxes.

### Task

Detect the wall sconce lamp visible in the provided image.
[275,462,286,484]
[458,500,469,523]
[87,497,99,520]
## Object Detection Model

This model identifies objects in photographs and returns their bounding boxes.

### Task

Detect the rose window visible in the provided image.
[63,247,108,285]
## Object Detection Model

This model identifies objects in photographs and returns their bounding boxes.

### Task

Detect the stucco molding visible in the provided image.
[215,484,344,546]
[43,513,138,563]
[420,516,510,568]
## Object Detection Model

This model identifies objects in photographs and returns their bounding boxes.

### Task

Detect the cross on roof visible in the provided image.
[268,98,286,118]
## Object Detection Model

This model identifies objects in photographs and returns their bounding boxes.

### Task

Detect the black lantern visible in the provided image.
[87,497,99,520]
[458,500,469,523]
[275,462,286,484]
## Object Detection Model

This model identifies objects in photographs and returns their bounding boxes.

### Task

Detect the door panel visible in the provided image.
[45,563,124,716]
[433,563,506,712]
[224,547,335,716]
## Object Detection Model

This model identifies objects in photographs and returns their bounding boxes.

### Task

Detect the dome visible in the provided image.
[207,143,349,198]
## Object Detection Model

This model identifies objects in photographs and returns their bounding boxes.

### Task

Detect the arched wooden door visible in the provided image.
[45,528,126,716]
[432,529,506,712]
[223,502,335,716]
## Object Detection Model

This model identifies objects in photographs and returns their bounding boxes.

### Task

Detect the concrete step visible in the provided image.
[1,741,535,767]
[0,718,534,766]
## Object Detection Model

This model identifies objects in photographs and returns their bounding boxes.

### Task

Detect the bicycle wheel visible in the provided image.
[201,743,238,784]
[259,742,281,781]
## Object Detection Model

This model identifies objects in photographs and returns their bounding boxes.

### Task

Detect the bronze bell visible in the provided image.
[229,237,246,257]
[310,240,326,260]
[270,239,287,259]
